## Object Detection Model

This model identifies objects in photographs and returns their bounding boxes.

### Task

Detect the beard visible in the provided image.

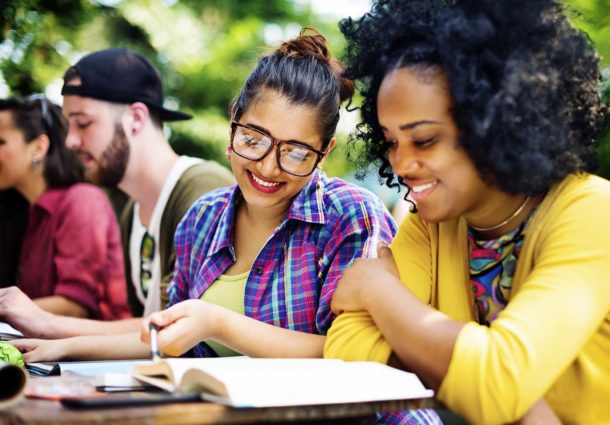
[85,122,130,187]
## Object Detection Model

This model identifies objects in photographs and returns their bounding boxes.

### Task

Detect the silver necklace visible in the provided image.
[469,195,531,232]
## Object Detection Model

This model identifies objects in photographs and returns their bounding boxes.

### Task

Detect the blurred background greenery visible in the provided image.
[1,0,609,209]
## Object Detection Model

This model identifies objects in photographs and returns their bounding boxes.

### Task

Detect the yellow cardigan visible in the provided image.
[325,174,610,425]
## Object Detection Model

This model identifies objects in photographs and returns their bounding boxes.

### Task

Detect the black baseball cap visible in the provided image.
[61,48,192,121]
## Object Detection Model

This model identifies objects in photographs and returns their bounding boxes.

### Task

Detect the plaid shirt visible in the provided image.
[169,170,396,354]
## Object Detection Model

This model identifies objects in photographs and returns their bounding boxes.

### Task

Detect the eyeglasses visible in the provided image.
[230,121,326,177]
[26,94,52,130]
[140,231,155,297]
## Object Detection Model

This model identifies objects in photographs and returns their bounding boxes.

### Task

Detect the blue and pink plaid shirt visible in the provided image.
[169,170,397,355]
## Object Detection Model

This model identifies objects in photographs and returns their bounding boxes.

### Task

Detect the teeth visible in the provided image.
[251,173,280,187]
[411,181,438,193]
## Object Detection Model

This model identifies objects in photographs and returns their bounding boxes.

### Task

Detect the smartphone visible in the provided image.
[60,392,202,409]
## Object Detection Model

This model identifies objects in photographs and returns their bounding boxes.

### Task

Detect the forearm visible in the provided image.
[364,276,463,389]
[44,315,143,339]
[34,296,89,318]
[215,309,325,358]
[64,332,151,360]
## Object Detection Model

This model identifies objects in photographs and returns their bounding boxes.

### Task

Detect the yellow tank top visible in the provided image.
[199,271,248,357]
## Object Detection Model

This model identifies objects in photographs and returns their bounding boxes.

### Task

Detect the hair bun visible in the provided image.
[276,28,354,102]
[277,28,331,64]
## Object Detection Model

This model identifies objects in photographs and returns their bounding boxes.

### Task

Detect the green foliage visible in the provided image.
[0,0,354,175]
[1,0,609,181]
[596,71,610,179]
[561,1,610,179]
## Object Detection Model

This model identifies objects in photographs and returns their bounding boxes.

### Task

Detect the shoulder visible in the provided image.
[164,160,234,223]
[559,173,610,198]
[542,173,610,220]
[184,186,234,222]
[177,160,234,186]
[527,174,610,252]
[60,183,112,211]
[321,176,390,217]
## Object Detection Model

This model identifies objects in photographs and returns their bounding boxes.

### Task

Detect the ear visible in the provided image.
[317,137,337,168]
[128,102,149,136]
[30,133,50,160]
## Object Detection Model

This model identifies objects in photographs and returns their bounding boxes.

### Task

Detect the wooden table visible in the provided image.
[0,396,432,425]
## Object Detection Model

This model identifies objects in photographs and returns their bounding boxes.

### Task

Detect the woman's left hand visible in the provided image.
[10,338,72,362]
[331,242,401,315]
[141,300,225,357]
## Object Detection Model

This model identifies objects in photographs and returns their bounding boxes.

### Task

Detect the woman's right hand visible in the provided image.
[10,338,73,362]
[141,299,225,357]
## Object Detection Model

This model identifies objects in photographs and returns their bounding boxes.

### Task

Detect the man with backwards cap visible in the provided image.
[0,49,234,345]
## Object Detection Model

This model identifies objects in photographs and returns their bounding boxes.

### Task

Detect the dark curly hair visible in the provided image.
[342,0,608,195]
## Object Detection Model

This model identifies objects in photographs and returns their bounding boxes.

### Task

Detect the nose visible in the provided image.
[64,128,81,150]
[388,144,421,177]
[255,146,282,177]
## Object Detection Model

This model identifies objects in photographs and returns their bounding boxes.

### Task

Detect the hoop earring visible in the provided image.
[32,157,43,169]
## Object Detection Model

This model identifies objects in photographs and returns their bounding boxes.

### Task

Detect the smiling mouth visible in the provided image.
[410,180,438,193]
[250,171,281,188]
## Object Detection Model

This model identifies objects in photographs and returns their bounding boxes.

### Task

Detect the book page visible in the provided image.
[211,359,433,407]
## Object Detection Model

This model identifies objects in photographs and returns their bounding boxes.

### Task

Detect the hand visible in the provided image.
[10,338,72,362]
[0,287,54,338]
[331,242,401,315]
[141,299,224,357]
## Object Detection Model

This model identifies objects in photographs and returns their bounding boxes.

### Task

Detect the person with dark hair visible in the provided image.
[0,49,234,344]
[136,30,398,362]
[0,96,130,320]
[325,1,610,424]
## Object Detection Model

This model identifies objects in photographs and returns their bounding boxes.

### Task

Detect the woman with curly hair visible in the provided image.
[325,1,610,424]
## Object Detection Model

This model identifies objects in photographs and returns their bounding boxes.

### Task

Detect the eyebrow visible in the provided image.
[245,122,308,146]
[66,112,90,119]
[380,120,441,131]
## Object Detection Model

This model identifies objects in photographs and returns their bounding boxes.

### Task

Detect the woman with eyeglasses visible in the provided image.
[0,96,131,320]
[323,0,610,424]
[135,30,401,364]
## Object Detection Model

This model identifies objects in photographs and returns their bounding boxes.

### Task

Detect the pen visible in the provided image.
[149,323,162,362]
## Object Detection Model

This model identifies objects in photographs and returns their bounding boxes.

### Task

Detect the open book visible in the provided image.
[132,357,434,408]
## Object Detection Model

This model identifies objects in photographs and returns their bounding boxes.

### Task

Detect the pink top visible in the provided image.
[18,183,131,320]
